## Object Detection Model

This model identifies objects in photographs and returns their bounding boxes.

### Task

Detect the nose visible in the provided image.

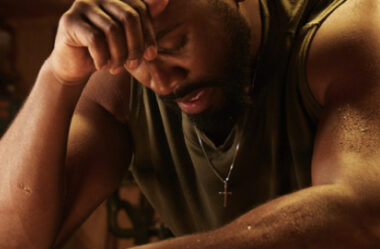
[145,60,188,95]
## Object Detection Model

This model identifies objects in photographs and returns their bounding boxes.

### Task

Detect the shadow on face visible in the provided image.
[136,0,254,141]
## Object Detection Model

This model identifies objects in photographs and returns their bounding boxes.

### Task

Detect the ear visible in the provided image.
[143,0,170,18]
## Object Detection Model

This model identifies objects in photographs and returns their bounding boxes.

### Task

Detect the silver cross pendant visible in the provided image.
[218,182,232,207]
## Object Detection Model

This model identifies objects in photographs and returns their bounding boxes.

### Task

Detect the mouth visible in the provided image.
[176,88,212,114]
[176,88,204,102]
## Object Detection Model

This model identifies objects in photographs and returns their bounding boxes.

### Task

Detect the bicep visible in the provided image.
[307,8,380,240]
[311,90,380,188]
[310,81,380,240]
[308,1,380,189]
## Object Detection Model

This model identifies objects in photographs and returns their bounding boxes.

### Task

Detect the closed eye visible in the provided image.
[158,35,188,55]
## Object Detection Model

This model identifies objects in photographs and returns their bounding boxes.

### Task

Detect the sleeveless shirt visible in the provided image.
[127,0,347,236]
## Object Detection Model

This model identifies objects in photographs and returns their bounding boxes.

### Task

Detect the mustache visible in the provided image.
[158,79,232,102]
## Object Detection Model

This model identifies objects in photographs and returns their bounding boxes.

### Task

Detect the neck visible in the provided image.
[204,119,235,147]
[190,109,239,147]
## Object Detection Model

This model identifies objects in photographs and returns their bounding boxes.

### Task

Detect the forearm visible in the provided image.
[0,58,87,249]
[136,184,378,249]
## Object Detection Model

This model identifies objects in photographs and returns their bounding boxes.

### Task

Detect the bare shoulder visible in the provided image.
[308,1,380,190]
[307,0,380,105]
[78,69,132,124]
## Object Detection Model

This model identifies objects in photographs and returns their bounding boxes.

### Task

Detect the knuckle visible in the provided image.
[104,21,120,35]
[72,0,90,11]
[59,12,71,26]
[135,3,147,14]
[87,30,103,45]
[121,9,139,24]
[59,12,79,31]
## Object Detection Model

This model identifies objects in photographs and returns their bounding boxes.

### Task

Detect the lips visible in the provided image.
[176,89,209,114]
[176,89,204,103]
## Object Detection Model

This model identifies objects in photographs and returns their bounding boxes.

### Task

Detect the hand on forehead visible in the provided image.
[143,0,170,18]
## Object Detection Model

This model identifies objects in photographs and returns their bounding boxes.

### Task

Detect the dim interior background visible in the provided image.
[0,1,171,248]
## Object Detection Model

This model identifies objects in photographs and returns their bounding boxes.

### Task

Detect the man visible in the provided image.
[0,0,379,248]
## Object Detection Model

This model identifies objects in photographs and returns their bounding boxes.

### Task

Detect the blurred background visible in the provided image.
[0,1,171,248]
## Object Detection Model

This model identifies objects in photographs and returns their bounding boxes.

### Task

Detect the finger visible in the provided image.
[102,0,145,62]
[103,0,157,63]
[80,2,127,71]
[123,0,158,59]
[62,12,110,70]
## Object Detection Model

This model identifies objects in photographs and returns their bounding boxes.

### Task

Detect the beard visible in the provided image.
[186,87,247,145]
[159,0,254,144]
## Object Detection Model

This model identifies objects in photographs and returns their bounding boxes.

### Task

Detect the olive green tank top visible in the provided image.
[127,0,347,236]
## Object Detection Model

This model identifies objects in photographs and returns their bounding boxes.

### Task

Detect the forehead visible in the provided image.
[151,0,212,28]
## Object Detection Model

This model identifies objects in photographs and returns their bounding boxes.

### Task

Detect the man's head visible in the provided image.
[131,0,259,140]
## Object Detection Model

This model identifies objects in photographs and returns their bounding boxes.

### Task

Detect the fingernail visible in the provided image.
[110,66,123,75]
[144,46,157,61]
[125,59,140,70]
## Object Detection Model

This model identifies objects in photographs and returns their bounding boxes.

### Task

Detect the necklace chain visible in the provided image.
[193,49,259,208]
[195,128,241,207]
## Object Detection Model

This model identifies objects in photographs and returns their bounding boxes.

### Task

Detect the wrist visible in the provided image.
[36,59,87,112]
[46,54,92,86]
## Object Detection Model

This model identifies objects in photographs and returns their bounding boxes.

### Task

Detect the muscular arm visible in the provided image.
[0,61,86,249]
[129,2,380,248]
[0,0,167,247]
[0,61,132,249]
[53,70,133,247]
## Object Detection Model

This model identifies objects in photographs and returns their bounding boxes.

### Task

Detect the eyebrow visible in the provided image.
[156,23,184,41]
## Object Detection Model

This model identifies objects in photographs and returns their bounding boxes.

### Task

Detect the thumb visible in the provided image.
[143,0,169,18]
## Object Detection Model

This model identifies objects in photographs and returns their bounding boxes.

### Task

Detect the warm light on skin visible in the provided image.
[128,0,261,116]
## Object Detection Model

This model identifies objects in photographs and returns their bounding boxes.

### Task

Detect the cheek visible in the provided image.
[187,28,228,76]
[126,62,150,87]
[209,88,226,108]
